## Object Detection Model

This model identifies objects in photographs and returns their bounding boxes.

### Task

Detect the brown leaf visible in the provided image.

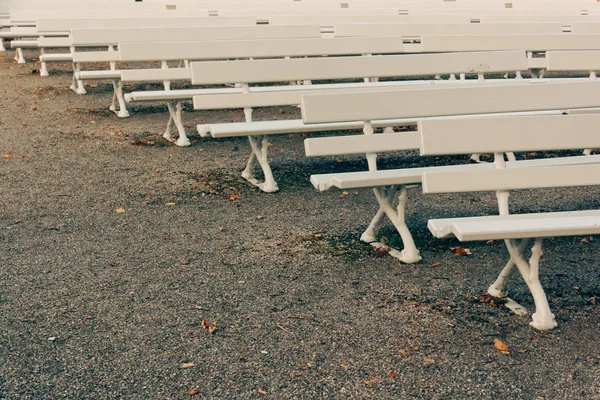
[257,389,267,395]
[165,202,176,206]
[424,358,435,364]
[372,246,390,257]
[387,372,398,379]
[363,378,377,387]
[313,234,323,239]
[450,246,472,256]
[2,154,12,159]
[115,208,126,214]
[398,349,409,356]
[181,363,196,369]
[209,322,217,334]
[201,319,209,330]
[187,389,199,396]
[581,236,593,243]
[494,338,510,354]
[429,262,441,268]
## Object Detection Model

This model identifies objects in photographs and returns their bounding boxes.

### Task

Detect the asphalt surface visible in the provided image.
[1,49,599,399]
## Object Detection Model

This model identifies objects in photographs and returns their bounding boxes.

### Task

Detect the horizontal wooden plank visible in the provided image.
[73,51,118,63]
[419,114,600,155]
[304,132,420,157]
[120,68,191,83]
[422,163,600,194]
[71,24,319,46]
[37,37,71,47]
[301,81,600,124]
[120,36,404,62]
[335,22,563,37]
[190,50,526,85]
[546,50,600,71]
[421,34,600,52]
[450,213,600,241]
[37,17,253,33]
[428,210,600,239]
[270,15,471,25]
[313,154,600,191]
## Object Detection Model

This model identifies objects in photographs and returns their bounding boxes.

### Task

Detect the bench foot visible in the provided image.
[165,101,189,147]
[361,186,421,264]
[16,48,25,64]
[241,135,279,193]
[40,61,49,77]
[197,125,211,138]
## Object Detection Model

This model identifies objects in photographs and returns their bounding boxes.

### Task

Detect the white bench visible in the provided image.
[301,81,600,329]
[420,115,600,330]
[117,36,405,146]
[35,17,256,77]
[72,24,319,118]
[300,81,600,264]
[190,50,531,193]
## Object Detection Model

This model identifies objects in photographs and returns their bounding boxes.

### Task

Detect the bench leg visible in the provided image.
[241,135,279,193]
[165,101,190,147]
[507,238,557,330]
[363,186,421,264]
[111,80,129,118]
[15,48,25,64]
[39,48,49,76]
[0,40,5,52]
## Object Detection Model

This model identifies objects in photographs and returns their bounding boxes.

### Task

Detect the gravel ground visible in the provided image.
[1,50,599,399]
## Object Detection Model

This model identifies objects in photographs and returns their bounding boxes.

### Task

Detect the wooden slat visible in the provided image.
[301,81,600,124]
[546,50,600,71]
[304,132,420,157]
[16,10,212,24]
[422,163,600,194]
[450,213,600,241]
[37,37,71,47]
[335,22,563,37]
[190,50,526,85]
[36,17,254,33]
[419,114,600,155]
[73,52,119,63]
[70,24,319,46]
[119,37,404,62]
[421,34,600,52]
[269,15,471,25]
[428,210,600,239]
[120,68,191,83]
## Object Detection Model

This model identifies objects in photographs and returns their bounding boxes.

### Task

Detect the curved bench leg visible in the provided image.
[242,135,278,193]
[366,186,421,264]
[16,48,25,64]
[166,101,190,147]
[111,80,129,118]
[487,238,527,298]
[507,238,557,330]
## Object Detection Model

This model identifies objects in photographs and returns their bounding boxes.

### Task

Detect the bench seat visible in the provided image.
[428,210,600,241]
[39,52,72,62]
[310,154,600,191]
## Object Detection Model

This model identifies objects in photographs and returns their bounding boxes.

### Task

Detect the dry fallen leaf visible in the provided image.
[2,154,12,159]
[181,363,196,369]
[430,262,441,268]
[201,319,209,330]
[165,202,176,206]
[398,349,409,356]
[494,338,510,354]
[209,322,217,334]
[363,378,377,387]
[314,234,323,239]
[581,236,593,243]
[387,372,399,379]
[115,208,126,214]
[424,358,435,364]
[450,246,472,256]
[187,389,199,396]
[257,389,267,395]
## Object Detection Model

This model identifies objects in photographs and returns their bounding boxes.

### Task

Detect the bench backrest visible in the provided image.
[334,22,564,37]
[419,34,600,52]
[300,81,600,123]
[69,25,320,47]
[268,15,472,25]
[118,36,405,62]
[36,17,256,33]
[11,10,210,24]
[190,50,527,85]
